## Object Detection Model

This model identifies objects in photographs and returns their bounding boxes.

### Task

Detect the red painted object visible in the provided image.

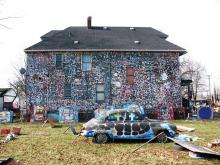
[0,128,10,134]
[12,127,21,135]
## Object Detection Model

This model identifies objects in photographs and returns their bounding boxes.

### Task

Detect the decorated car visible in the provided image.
[81,105,177,144]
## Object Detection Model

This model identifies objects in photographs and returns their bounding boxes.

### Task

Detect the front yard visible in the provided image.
[1,120,220,165]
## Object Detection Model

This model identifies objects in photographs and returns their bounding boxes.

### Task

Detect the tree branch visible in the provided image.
[0,23,10,29]
[0,16,21,21]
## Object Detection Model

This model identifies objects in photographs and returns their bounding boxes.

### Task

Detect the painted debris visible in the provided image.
[176,125,195,132]
[198,107,213,119]
[169,137,220,159]
[0,111,13,123]
[208,139,220,148]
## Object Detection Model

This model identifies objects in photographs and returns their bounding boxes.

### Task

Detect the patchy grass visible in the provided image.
[1,120,220,165]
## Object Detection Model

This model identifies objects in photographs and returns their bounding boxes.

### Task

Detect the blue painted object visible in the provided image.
[58,106,79,123]
[198,107,213,120]
[0,111,13,123]
[47,111,60,122]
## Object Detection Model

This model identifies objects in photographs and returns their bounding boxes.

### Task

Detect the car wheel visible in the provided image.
[95,133,109,144]
[92,136,97,143]
[156,131,168,143]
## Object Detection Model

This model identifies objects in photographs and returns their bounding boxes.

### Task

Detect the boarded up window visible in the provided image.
[96,84,104,101]
[64,83,71,98]
[126,67,134,85]
[56,54,62,69]
[82,55,92,71]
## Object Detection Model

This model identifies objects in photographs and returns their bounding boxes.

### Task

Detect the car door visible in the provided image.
[125,111,152,139]
[105,112,126,137]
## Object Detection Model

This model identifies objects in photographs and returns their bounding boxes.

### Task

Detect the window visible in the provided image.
[127,112,142,121]
[56,54,62,69]
[126,67,134,85]
[106,113,117,121]
[96,84,104,101]
[64,83,71,98]
[82,55,92,71]
[106,112,126,121]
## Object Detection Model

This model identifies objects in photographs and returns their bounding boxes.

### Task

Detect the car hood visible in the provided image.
[83,118,102,130]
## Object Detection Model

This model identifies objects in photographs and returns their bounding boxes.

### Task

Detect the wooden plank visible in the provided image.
[176,125,195,132]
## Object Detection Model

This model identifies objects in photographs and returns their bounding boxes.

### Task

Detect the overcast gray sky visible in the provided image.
[0,0,220,90]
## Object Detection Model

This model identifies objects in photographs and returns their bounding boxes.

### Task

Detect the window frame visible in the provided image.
[56,54,63,69]
[82,54,92,71]
[126,112,143,121]
[126,66,135,85]
[105,112,126,122]
[64,83,72,99]
[96,83,105,102]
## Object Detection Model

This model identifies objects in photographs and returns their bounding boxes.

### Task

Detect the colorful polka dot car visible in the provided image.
[81,105,177,144]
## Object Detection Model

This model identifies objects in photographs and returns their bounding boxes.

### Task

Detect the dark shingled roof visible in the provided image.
[25,26,186,54]
[0,88,11,97]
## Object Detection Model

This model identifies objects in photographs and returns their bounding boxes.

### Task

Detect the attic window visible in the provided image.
[74,41,79,44]
[130,27,135,31]
[103,26,108,30]
[134,41,140,44]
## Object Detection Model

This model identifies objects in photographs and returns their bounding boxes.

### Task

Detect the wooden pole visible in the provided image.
[131,132,164,153]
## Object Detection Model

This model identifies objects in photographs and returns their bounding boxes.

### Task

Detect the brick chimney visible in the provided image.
[87,16,92,29]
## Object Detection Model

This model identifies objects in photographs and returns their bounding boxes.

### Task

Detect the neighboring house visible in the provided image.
[24,17,186,119]
[0,88,18,111]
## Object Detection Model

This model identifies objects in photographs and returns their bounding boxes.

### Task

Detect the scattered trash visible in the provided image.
[0,128,21,136]
[186,113,198,120]
[168,137,220,159]
[0,111,13,123]
[188,151,206,159]
[174,134,198,142]
[0,158,20,165]
[208,139,220,148]
[11,127,21,135]
[1,134,16,144]
[173,143,187,151]
[0,129,10,135]
[176,125,195,132]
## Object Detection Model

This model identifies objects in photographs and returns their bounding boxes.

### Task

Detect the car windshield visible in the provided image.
[94,110,107,120]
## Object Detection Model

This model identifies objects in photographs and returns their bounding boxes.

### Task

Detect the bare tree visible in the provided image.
[0,0,19,29]
[180,58,206,102]
[9,65,26,102]
[9,63,27,121]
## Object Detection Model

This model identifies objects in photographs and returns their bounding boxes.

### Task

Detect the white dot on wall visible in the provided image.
[161,72,168,81]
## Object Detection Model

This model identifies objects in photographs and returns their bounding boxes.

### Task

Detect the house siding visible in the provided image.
[26,51,181,116]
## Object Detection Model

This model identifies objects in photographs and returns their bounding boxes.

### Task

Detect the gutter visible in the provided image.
[24,49,187,55]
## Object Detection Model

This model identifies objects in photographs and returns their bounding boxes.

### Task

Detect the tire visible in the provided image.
[156,131,168,143]
[94,133,109,144]
[92,136,97,143]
